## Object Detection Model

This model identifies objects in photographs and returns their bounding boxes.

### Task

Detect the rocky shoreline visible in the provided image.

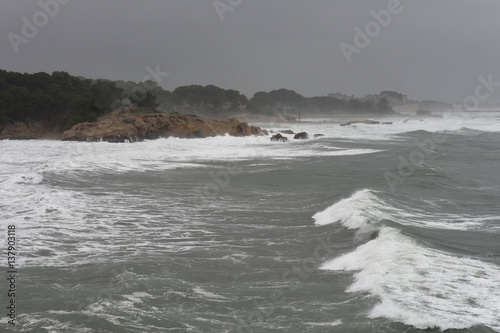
[0,109,411,143]
[0,112,267,142]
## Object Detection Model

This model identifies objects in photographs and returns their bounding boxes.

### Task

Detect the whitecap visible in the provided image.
[322,227,500,331]
[312,189,400,229]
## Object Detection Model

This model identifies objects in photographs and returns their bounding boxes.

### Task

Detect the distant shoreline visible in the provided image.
[0,109,448,142]
[239,112,437,124]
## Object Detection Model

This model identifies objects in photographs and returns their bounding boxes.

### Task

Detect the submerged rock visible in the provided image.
[270,133,288,142]
[313,134,324,138]
[294,132,309,139]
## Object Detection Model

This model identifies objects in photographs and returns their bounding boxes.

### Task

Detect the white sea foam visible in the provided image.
[0,135,382,175]
[193,287,230,300]
[0,135,384,268]
[259,112,500,141]
[123,292,153,304]
[321,227,500,331]
[18,315,91,333]
[304,320,342,326]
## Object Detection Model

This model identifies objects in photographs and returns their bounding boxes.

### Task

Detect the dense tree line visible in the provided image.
[0,69,396,131]
[0,70,123,130]
[170,85,248,115]
[114,80,168,109]
[246,88,394,115]
[166,86,394,116]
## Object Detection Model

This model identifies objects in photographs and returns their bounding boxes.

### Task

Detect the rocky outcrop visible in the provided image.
[294,132,309,139]
[270,133,288,142]
[340,120,380,126]
[61,117,138,142]
[61,113,265,142]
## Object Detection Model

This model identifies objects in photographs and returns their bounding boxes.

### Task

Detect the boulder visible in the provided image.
[270,133,288,142]
[121,116,137,124]
[280,130,295,134]
[294,132,309,139]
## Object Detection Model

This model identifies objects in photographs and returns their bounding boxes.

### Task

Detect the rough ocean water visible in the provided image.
[1,112,499,333]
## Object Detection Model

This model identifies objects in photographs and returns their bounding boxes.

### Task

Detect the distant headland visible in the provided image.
[0,69,452,141]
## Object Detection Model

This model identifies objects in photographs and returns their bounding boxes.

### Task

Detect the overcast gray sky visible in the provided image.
[1,0,500,102]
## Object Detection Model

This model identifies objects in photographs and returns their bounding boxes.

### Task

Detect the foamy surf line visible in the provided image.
[0,137,383,174]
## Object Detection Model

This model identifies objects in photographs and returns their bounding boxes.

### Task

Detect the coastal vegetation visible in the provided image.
[0,69,398,132]
[0,70,122,130]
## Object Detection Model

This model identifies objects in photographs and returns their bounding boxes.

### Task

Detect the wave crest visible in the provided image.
[312,189,400,229]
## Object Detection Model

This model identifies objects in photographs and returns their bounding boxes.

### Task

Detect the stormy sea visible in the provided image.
[1,112,499,333]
